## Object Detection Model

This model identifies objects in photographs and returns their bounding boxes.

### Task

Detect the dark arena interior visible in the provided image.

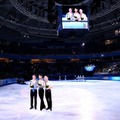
[0,0,120,120]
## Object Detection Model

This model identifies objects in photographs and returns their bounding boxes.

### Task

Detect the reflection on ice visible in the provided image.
[0,80,120,120]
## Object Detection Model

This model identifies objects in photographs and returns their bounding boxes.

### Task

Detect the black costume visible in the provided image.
[38,80,46,110]
[45,81,52,111]
[30,79,37,109]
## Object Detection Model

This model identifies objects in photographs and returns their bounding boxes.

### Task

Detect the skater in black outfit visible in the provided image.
[30,75,37,110]
[38,74,46,110]
[44,76,53,111]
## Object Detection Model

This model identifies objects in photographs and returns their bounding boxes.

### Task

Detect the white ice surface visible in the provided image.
[0,80,120,120]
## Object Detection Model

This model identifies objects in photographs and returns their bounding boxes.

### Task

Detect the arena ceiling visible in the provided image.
[0,0,113,30]
[0,0,119,55]
[0,0,119,42]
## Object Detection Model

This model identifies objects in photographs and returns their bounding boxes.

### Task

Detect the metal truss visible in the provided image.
[9,0,49,23]
[90,0,120,20]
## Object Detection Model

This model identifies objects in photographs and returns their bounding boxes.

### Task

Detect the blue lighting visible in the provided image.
[111,77,120,81]
[62,21,89,29]
[84,65,95,72]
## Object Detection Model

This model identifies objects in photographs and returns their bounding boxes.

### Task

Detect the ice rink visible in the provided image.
[0,80,120,120]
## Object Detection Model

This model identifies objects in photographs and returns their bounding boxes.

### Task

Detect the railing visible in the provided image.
[0,50,120,59]
[0,78,17,86]
[0,16,57,37]
[89,16,120,33]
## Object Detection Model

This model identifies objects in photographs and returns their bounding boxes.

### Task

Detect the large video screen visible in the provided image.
[62,6,89,29]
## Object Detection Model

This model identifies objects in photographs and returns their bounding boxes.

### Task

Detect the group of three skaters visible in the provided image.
[30,74,53,111]
[66,8,88,21]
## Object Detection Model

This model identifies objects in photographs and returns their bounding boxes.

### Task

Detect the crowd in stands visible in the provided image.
[0,62,83,80]
[0,61,120,80]
[30,62,83,80]
[0,62,31,79]
[95,61,120,75]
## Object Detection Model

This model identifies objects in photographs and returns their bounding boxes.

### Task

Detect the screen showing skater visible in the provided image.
[62,6,89,29]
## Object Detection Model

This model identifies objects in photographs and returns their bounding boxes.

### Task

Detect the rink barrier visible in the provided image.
[0,78,17,86]
[58,76,120,81]
[85,76,120,81]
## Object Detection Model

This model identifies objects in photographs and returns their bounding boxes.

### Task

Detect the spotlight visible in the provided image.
[82,43,85,46]
[101,54,104,57]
